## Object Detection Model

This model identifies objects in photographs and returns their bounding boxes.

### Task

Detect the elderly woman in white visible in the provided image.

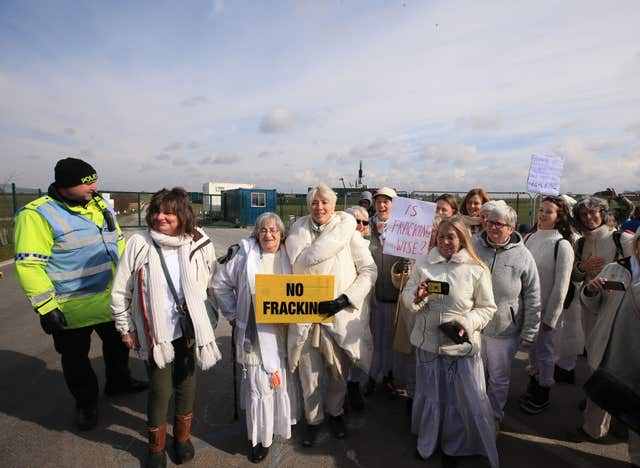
[213,212,297,464]
[286,183,377,446]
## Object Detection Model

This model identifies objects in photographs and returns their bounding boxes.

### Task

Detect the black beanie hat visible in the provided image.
[54,157,98,188]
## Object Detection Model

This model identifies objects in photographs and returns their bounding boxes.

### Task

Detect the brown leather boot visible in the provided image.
[173,413,195,464]
[147,422,167,468]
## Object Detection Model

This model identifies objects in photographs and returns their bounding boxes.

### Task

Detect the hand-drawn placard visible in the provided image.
[382,196,436,259]
[527,154,564,196]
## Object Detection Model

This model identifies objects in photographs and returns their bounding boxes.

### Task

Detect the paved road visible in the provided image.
[0,228,633,467]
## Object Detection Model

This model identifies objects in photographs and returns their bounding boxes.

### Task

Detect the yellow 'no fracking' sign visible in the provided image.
[255,274,335,324]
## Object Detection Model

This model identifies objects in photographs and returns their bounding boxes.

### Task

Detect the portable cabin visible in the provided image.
[221,188,277,226]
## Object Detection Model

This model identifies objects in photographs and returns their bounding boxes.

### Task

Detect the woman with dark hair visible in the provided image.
[519,196,574,415]
[460,188,490,235]
[571,196,632,440]
[111,187,221,468]
[580,230,640,462]
[435,193,458,218]
[214,212,298,463]
[401,215,498,466]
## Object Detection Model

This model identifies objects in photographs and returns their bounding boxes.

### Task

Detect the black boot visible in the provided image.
[554,365,575,384]
[249,443,269,463]
[519,381,550,414]
[302,424,319,447]
[329,414,346,439]
[347,381,365,412]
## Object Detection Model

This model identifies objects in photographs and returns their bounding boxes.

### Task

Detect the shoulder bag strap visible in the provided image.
[152,241,187,317]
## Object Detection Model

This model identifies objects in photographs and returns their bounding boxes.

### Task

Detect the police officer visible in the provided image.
[14,157,147,431]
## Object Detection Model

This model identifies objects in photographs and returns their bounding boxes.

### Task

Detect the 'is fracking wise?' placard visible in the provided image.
[255,274,335,324]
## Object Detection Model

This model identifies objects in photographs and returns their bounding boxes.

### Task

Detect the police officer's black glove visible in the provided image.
[318,294,350,318]
[39,308,67,334]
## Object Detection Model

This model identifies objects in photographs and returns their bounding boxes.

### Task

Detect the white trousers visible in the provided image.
[481,334,519,421]
[298,331,349,425]
[527,327,556,387]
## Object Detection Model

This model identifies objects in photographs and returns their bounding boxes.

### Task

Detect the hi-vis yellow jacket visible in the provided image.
[14,195,125,329]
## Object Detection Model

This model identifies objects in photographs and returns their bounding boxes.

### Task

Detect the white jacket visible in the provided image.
[401,248,496,356]
[212,237,292,370]
[285,212,377,372]
[110,228,216,360]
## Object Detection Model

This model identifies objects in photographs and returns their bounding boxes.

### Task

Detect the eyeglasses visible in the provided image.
[258,228,280,236]
[356,219,369,226]
[486,220,510,229]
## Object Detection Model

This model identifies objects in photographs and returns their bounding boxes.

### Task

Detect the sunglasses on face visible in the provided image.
[356,219,369,226]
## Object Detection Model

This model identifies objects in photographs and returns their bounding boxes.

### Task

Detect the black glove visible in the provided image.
[318,294,350,318]
[396,258,411,273]
[39,308,67,334]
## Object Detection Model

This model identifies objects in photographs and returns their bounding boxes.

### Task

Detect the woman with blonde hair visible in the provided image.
[286,183,377,445]
[402,215,498,466]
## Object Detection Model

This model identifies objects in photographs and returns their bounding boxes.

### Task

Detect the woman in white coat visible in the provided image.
[213,212,297,463]
[286,183,377,446]
[519,196,574,415]
[401,215,498,466]
[110,188,221,468]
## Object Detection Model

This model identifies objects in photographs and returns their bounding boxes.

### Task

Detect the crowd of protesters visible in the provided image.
[14,157,640,467]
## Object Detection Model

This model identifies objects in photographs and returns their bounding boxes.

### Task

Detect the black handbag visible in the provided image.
[153,242,195,340]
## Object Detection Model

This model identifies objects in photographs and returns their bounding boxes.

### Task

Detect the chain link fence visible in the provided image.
[1,183,637,262]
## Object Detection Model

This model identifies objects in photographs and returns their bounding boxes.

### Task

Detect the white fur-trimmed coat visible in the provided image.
[285,212,377,372]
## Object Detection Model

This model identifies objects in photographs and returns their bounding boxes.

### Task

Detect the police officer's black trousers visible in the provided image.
[52,321,131,410]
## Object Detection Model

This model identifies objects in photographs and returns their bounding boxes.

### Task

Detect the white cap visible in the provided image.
[373,187,397,199]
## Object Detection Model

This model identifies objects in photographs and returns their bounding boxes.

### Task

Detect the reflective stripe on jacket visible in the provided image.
[15,195,123,328]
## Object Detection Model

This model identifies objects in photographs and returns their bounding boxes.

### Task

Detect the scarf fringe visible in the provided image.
[196,342,223,371]
[153,341,175,369]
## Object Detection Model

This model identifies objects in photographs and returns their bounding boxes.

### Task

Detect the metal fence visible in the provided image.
[1,183,638,256]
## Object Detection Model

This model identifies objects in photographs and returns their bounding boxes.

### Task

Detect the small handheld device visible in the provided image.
[602,280,626,291]
[426,281,450,295]
[438,321,469,344]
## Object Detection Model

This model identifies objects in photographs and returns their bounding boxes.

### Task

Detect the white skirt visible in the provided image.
[413,349,499,467]
[241,356,300,447]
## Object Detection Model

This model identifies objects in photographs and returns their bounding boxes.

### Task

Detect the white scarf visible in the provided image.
[148,229,221,370]
[244,238,292,373]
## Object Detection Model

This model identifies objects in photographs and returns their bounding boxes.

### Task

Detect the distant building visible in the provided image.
[203,182,255,212]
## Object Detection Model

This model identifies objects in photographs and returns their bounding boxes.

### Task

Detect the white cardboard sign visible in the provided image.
[382,196,436,259]
[527,154,564,195]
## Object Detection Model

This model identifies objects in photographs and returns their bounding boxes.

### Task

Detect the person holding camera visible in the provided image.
[14,157,147,432]
[401,215,498,466]
[472,204,541,429]
[571,196,633,441]
[579,230,640,463]
[110,187,221,468]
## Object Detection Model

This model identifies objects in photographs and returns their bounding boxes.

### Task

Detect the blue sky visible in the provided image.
[1,0,639,194]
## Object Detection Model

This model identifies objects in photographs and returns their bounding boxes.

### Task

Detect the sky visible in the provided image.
[1,0,639,195]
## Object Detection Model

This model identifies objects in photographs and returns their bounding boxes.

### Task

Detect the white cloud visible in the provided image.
[259,108,296,133]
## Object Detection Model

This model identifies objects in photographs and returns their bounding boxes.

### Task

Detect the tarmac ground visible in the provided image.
[0,227,633,467]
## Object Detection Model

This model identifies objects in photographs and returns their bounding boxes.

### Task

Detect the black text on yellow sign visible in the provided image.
[255,274,335,324]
